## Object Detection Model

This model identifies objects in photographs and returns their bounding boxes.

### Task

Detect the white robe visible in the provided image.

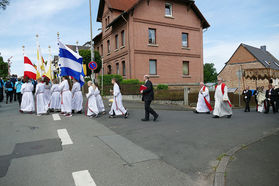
[196,86,210,113]
[94,87,105,112]
[109,83,127,116]
[44,84,51,106]
[71,82,83,112]
[35,83,48,114]
[49,84,61,110]
[59,80,72,113]
[213,84,232,117]
[20,82,35,112]
[86,86,99,116]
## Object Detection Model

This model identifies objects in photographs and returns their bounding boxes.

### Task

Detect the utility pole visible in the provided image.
[89,0,95,82]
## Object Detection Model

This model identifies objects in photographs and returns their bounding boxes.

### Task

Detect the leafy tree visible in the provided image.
[0,0,9,10]
[204,63,217,83]
[79,49,102,76]
[0,56,8,78]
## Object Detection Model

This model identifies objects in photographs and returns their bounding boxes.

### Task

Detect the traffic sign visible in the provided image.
[88,61,98,71]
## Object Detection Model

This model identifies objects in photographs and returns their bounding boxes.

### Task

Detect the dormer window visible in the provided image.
[165,3,172,17]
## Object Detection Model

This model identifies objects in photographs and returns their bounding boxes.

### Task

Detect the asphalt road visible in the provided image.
[0,100,278,186]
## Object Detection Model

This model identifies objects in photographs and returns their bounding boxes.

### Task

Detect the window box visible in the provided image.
[148,44,159,47]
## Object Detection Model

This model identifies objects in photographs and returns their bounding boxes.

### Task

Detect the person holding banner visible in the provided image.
[71,78,83,114]
[213,77,232,118]
[20,77,35,113]
[35,78,48,116]
[86,81,99,118]
[194,82,212,114]
[59,76,72,117]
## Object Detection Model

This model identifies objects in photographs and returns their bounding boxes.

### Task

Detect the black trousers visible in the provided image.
[244,100,250,112]
[13,90,17,101]
[276,100,279,112]
[0,88,3,102]
[266,100,276,113]
[17,93,22,106]
[6,91,13,103]
[144,100,157,119]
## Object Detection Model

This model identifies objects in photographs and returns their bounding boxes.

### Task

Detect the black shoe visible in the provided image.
[264,112,268,114]
[212,115,219,118]
[206,112,210,114]
[153,114,159,121]
[124,112,128,119]
[141,118,149,122]
[193,110,199,114]
[227,115,232,118]
[77,111,82,114]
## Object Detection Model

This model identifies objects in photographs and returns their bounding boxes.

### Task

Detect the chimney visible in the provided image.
[260,45,266,52]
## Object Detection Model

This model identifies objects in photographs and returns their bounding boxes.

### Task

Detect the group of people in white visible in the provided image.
[19,76,128,118]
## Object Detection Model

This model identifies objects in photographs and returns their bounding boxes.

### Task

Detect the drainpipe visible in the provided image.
[121,14,132,79]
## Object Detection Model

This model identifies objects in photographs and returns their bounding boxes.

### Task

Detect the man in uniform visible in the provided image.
[242,86,252,112]
[264,84,276,114]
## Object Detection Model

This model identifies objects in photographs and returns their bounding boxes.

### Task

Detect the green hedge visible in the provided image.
[121,79,144,84]
[157,84,168,90]
[98,74,123,85]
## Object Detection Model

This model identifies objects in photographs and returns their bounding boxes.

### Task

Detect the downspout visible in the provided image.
[121,14,132,79]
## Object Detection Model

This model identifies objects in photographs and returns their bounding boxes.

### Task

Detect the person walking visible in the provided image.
[242,86,252,112]
[4,78,14,104]
[71,78,83,114]
[14,78,23,106]
[264,84,276,114]
[140,75,159,122]
[20,77,35,113]
[59,76,72,117]
[0,77,4,102]
[194,82,212,114]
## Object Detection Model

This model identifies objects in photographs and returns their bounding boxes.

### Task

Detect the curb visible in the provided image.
[213,127,279,186]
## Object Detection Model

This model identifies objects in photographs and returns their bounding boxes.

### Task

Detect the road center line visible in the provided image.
[72,170,97,186]
[57,129,73,145]
[52,114,61,121]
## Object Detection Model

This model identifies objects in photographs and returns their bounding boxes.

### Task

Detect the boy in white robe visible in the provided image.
[213,77,232,118]
[86,81,99,117]
[194,82,212,114]
[109,78,128,118]
[35,78,48,116]
[49,79,61,112]
[59,76,72,117]
[93,83,105,114]
[71,78,83,114]
[20,77,35,113]
[44,77,51,106]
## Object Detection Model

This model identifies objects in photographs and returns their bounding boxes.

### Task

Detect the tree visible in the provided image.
[79,49,102,76]
[204,63,217,83]
[0,0,10,10]
[0,56,8,78]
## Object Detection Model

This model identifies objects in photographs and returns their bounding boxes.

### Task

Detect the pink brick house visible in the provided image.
[93,0,209,85]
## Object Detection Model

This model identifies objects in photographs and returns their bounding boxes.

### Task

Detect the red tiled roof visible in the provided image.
[107,0,139,11]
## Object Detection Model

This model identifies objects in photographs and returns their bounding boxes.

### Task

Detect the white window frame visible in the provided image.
[149,59,157,75]
[165,3,173,17]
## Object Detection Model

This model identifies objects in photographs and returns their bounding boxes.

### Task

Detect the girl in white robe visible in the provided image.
[49,79,61,111]
[93,83,105,114]
[20,78,35,113]
[44,78,51,106]
[109,78,128,118]
[86,81,99,117]
[35,78,48,116]
[71,79,83,113]
[59,76,72,117]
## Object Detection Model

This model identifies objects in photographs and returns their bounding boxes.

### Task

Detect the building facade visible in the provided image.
[218,43,279,91]
[93,0,209,85]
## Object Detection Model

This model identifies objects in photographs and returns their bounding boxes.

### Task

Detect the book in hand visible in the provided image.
[140,85,147,91]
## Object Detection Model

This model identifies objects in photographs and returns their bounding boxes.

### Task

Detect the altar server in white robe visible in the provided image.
[44,77,51,106]
[194,82,212,114]
[109,78,128,118]
[35,78,48,116]
[86,81,99,117]
[49,79,61,111]
[213,77,232,118]
[20,77,35,113]
[93,83,105,114]
[59,76,72,117]
[71,78,83,114]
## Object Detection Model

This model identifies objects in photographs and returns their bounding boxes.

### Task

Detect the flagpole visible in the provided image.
[22,45,25,78]
[57,32,61,83]
[89,0,95,82]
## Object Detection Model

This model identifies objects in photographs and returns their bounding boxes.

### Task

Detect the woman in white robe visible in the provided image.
[35,78,48,116]
[86,81,99,117]
[20,78,35,113]
[44,78,51,106]
[49,79,61,111]
[93,83,105,114]
[109,78,128,118]
[213,78,232,118]
[59,76,72,117]
[195,82,211,113]
[71,79,83,114]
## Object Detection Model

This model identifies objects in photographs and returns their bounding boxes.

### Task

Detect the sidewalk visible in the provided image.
[226,131,279,186]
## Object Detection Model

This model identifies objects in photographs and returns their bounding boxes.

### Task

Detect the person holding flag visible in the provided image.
[213,77,232,118]
[35,77,48,116]
[194,82,212,114]
[59,76,72,117]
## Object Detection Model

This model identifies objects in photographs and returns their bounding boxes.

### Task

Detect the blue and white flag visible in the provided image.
[58,40,85,86]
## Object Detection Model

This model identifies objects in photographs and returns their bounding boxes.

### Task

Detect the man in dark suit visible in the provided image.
[264,84,276,114]
[140,75,159,121]
[242,86,252,112]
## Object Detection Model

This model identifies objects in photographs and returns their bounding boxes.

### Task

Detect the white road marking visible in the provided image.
[52,114,61,121]
[72,170,96,186]
[57,129,73,145]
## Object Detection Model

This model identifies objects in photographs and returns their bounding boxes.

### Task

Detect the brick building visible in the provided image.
[218,43,279,91]
[93,0,209,85]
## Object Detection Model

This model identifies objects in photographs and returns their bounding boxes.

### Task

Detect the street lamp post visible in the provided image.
[89,0,95,82]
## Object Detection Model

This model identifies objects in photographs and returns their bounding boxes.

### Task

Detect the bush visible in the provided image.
[121,79,143,85]
[84,77,91,82]
[157,84,168,90]
[98,74,123,85]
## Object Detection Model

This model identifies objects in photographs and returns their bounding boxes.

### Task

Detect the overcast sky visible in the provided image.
[0,0,278,76]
